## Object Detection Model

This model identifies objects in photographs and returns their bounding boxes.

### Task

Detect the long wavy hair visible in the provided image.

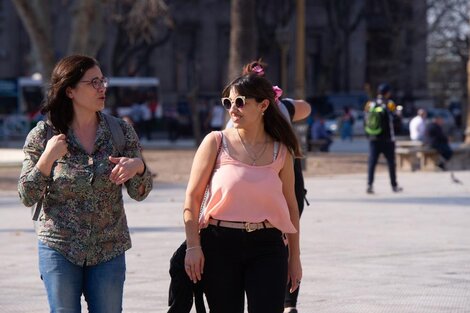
[41,55,99,134]
[222,74,302,157]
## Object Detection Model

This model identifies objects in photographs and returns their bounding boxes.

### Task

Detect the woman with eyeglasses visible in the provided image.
[18,55,153,312]
[183,74,302,313]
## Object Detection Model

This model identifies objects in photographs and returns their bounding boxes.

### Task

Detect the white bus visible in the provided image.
[0,77,159,139]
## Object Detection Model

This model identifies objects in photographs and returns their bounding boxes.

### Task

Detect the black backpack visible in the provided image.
[280,99,309,215]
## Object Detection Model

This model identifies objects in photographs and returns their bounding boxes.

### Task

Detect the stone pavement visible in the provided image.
[1,169,470,312]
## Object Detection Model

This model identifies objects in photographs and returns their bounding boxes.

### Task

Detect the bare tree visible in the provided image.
[12,0,172,80]
[12,0,56,80]
[322,0,365,92]
[465,8,470,143]
[109,0,174,76]
[427,0,469,138]
[227,0,258,82]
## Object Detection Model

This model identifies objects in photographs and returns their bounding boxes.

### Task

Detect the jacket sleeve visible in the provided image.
[120,120,153,201]
[18,122,52,207]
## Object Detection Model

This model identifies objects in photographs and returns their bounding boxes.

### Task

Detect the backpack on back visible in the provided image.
[364,102,385,136]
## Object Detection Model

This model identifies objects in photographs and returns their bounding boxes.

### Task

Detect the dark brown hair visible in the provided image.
[41,55,100,134]
[222,74,302,157]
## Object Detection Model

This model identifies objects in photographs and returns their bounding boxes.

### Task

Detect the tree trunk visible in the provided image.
[67,0,105,56]
[12,0,55,80]
[465,51,470,144]
[227,0,257,82]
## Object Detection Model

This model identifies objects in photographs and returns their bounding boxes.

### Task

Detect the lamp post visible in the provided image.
[294,0,305,99]
[275,26,290,91]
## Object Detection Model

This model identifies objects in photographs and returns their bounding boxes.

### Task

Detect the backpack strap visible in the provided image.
[102,113,126,156]
[32,121,55,221]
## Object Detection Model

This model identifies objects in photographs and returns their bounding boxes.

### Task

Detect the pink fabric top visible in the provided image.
[199,131,297,234]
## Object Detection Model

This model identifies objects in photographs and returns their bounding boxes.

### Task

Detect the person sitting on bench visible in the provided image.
[424,115,453,170]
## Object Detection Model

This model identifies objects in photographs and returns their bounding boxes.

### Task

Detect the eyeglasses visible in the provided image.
[80,77,109,90]
[221,96,246,110]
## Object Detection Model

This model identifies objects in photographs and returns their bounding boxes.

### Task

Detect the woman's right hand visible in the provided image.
[36,134,68,176]
[184,246,205,284]
[44,134,68,161]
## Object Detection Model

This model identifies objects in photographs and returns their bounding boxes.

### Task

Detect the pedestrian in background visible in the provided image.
[340,106,354,141]
[364,83,403,194]
[18,55,153,313]
[311,115,333,152]
[409,108,427,142]
[183,74,302,313]
[206,99,226,131]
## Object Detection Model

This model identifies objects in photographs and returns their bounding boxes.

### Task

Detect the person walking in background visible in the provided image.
[425,115,453,170]
[18,55,153,313]
[206,100,226,131]
[183,74,302,313]
[409,108,427,141]
[364,83,403,194]
[340,106,354,141]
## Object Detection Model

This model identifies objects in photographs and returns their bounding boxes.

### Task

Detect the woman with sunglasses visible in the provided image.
[240,60,310,313]
[18,55,153,312]
[183,74,302,313]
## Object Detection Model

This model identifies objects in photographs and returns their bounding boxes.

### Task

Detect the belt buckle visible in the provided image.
[244,222,257,232]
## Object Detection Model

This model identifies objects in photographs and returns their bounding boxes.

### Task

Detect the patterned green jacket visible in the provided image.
[18,112,153,266]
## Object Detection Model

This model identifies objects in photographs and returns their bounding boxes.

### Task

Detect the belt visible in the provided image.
[209,218,275,232]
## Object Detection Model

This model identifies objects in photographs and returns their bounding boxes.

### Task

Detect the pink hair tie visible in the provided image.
[252,65,265,76]
[273,86,283,102]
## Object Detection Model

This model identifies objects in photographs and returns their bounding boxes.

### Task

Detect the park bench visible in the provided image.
[395,140,470,171]
[307,139,328,152]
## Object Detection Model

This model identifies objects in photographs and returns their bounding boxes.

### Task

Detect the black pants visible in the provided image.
[432,143,453,161]
[168,241,205,313]
[367,140,398,187]
[201,225,288,313]
[284,158,306,308]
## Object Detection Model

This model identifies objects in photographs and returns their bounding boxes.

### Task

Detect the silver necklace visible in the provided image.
[236,128,268,165]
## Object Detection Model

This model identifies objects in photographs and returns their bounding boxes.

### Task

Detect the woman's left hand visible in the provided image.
[109,156,145,185]
[287,254,302,293]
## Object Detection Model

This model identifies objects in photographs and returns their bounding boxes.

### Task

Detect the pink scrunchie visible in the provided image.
[273,86,283,102]
[252,65,265,76]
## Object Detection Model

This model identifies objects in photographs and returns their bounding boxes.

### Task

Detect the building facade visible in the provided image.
[1,0,427,111]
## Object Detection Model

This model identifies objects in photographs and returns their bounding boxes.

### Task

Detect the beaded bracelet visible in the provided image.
[186,245,202,252]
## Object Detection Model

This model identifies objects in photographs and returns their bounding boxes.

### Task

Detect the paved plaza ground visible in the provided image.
[1,160,469,312]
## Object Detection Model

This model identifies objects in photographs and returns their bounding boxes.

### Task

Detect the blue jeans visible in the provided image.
[38,240,126,313]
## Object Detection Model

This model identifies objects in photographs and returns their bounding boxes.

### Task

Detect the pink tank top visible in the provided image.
[199,131,297,234]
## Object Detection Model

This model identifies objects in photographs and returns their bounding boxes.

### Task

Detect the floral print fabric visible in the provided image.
[18,112,153,266]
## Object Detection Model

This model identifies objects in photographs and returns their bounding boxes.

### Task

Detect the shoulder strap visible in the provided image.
[273,141,280,161]
[200,131,224,215]
[32,121,54,221]
[103,113,126,156]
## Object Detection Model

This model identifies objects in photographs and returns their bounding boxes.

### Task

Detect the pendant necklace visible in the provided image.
[236,128,268,165]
